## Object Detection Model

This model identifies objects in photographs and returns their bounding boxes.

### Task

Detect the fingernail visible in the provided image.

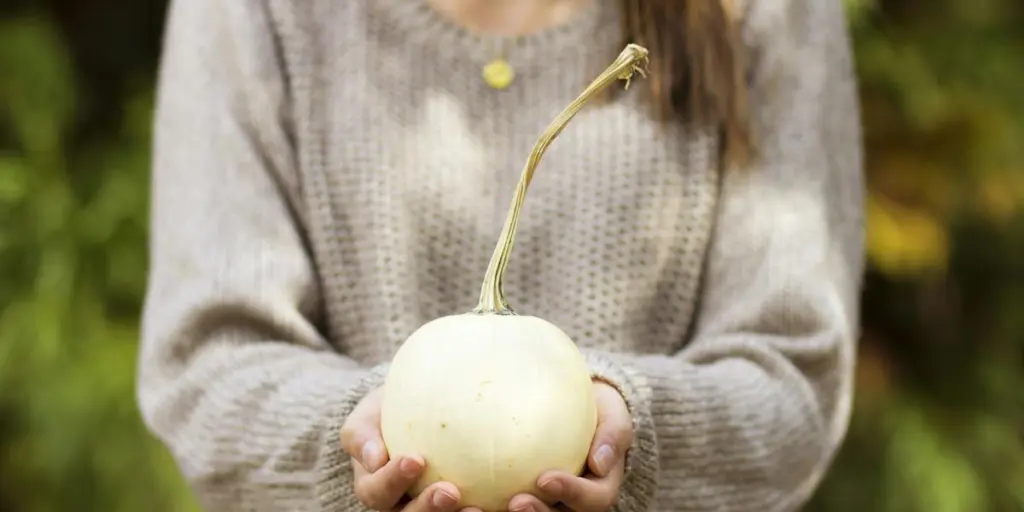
[594,444,615,474]
[360,441,382,472]
[510,504,534,512]
[538,476,563,495]
[399,456,421,477]
[432,488,457,508]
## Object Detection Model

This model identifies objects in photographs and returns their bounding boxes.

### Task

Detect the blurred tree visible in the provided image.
[0,5,198,511]
[811,0,1024,510]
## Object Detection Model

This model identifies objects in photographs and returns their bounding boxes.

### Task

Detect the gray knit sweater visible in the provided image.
[137,0,864,510]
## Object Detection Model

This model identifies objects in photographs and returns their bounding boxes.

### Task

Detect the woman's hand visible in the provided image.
[341,388,479,512]
[508,381,634,512]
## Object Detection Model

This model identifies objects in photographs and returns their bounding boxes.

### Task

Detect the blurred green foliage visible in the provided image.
[0,8,198,512]
[0,0,1021,510]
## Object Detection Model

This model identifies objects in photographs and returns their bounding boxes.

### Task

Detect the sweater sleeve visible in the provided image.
[583,1,864,510]
[137,1,385,510]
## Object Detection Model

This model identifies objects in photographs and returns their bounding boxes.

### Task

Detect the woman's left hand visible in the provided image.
[508,380,634,512]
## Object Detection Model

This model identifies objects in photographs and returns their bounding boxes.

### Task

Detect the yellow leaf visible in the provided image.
[975,173,1018,224]
[866,193,949,277]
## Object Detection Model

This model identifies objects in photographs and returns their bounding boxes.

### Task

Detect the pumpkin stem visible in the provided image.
[473,44,650,314]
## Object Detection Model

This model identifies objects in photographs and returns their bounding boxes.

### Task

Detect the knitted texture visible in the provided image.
[137,0,864,510]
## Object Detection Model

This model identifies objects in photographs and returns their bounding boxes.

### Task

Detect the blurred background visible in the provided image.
[0,0,1022,510]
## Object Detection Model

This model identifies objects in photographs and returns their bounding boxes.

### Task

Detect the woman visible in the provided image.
[137,0,863,510]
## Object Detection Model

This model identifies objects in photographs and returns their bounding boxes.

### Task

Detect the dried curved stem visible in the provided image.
[474,44,650,314]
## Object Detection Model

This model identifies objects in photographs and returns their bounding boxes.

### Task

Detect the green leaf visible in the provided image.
[0,15,76,157]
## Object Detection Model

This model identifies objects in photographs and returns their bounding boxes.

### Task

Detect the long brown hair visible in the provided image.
[621,0,750,168]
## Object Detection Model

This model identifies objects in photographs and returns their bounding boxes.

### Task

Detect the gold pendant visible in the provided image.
[482,58,514,90]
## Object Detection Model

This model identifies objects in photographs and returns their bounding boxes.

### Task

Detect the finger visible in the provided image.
[354,454,425,510]
[589,382,634,477]
[341,390,387,472]
[353,458,369,480]
[538,468,623,512]
[507,494,555,512]
[399,482,460,512]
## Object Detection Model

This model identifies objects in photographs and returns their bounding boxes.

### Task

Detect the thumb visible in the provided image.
[589,381,633,477]
[340,388,388,472]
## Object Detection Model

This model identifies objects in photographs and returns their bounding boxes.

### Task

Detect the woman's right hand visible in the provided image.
[341,388,478,512]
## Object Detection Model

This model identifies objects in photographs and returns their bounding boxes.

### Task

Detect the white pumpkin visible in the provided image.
[381,314,596,511]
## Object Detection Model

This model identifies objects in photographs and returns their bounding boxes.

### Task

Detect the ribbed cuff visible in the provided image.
[584,349,659,512]
[315,362,390,511]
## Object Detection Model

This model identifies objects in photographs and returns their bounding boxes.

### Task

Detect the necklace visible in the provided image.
[482,37,515,90]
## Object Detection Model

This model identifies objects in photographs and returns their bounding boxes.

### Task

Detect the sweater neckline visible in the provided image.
[369,0,619,68]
